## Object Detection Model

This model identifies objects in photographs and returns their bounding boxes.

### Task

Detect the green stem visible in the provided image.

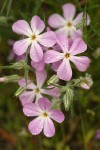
[80,108,88,150]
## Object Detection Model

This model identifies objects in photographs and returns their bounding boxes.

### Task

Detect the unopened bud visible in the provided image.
[11,60,29,70]
[63,87,74,111]
[0,77,6,82]
[0,60,29,70]
[15,87,25,97]
[0,75,21,83]
[48,75,59,85]
[80,73,93,90]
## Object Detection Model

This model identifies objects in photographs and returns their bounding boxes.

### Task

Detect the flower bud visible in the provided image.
[48,75,59,85]
[15,87,25,97]
[63,87,74,111]
[0,75,21,83]
[80,73,93,90]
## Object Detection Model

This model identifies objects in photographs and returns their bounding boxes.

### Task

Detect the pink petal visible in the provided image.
[55,27,68,37]
[48,14,66,28]
[81,83,90,90]
[44,50,63,63]
[70,29,82,40]
[39,64,46,73]
[13,39,31,55]
[38,31,56,47]
[19,91,35,106]
[31,59,45,71]
[57,35,69,53]
[57,59,72,81]
[37,97,51,111]
[18,78,36,89]
[36,70,47,88]
[62,3,76,20]
[12,20,32,36]
[31,15,45,35]
[28,117,44,135]
[42,87,60,98]
[8,50,15,61]
[73,12,90,26]
[70,56,90,72]
[51,61,62,72]
[43,117,55,137]
[69,38,87,55]
[23,103,42,116]
[50,110,65,123]
[30,42,43,62]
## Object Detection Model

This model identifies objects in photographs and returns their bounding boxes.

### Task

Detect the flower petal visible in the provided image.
[81,83,90,90]
[36,70,47,88]
[57,35,69,53]
[13,39,31,55]
[43,117,55,138]
[37,97,51,111]
[48,14,66,28]
[70,56,90,72]
[50,110,65,123]
[55,26,68,37]
[36,93,43,102]
[62,3,76,20]
[31,59,45,71]
[57,59,72,81]
[69,38,87,55]
[44,50,63,63]
[30,42,43,62]
[12,20,32,36]
[73,12,90,26]
[70,29,82,40]
[28,117,44,135]
[38,31,56,47]
[42,87,60,98]
[23,103,42,116]
[19,91,35,106]
[51,60,62,72]
[18,78,36,89]
[31,15,45,35]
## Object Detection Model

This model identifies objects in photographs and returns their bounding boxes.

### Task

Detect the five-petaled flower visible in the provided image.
[23,97,65,137]
[44,36,90,81]
[12,15,56,62]
[48,3,90,39]
[18,70,60,106]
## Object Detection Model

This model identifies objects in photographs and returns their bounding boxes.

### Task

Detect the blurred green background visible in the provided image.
[0,0,100,150]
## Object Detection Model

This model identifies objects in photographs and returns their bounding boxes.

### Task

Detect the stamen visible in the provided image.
[35,88,40,93]
[31,35,36,40]
[65,53,70,58]
[43,112,48,117]
[67,22,72,27]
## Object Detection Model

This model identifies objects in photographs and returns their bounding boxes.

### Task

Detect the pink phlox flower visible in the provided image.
[12,15,56,62]
[44,36,90,81]
[48,3,90,40]
[96,129,100,140]
[31,42,61,71]
[18,70,60,106]
[23,97,65,137]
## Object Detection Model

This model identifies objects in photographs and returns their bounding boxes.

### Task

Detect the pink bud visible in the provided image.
[0,77,6,82]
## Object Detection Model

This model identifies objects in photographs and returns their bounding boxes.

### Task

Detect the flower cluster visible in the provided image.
[0,3,93,138]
